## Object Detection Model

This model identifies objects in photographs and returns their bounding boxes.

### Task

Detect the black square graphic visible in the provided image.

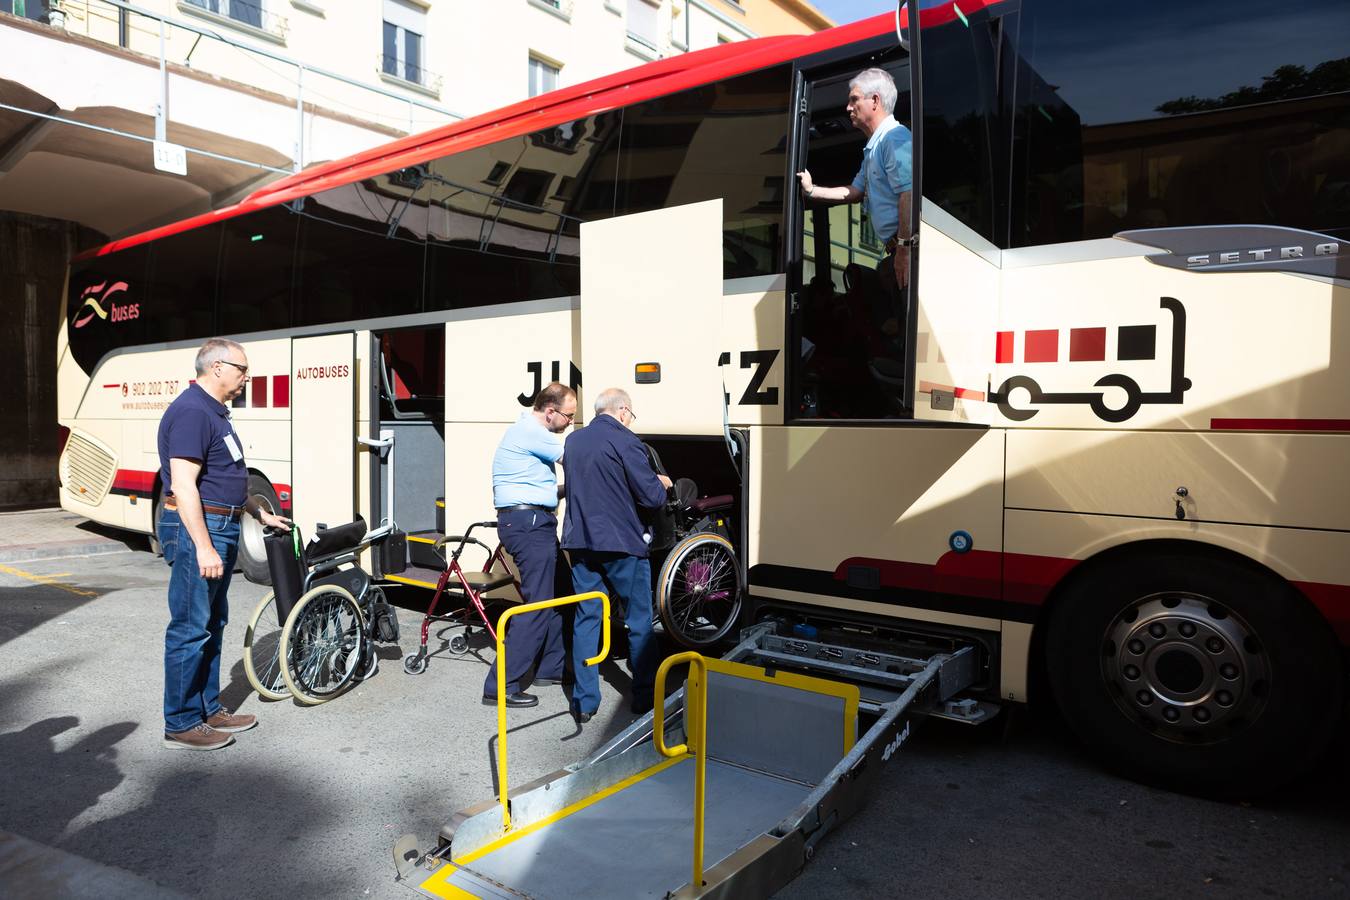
[1117,324,1157,361]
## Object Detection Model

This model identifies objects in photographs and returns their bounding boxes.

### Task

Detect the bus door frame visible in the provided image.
[785,24,921,425]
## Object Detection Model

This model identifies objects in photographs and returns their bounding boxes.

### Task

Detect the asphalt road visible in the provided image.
[0,537,1346,899]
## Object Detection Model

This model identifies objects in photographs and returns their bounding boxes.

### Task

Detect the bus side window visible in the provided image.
[1010,0,1350,245]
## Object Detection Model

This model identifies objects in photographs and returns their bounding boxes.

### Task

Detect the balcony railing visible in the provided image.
[379,54,442,94]
[180,0,287,40]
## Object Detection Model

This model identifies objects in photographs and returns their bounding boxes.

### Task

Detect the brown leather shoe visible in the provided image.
[205,709,257,733]
[164,723,234,751]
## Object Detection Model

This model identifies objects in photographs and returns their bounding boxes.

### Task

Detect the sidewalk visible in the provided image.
[0,508,142,564]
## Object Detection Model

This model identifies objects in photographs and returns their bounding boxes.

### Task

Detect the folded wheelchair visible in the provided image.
[242,516,401,705]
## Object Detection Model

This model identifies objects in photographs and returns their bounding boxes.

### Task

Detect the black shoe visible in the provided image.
[573,710,594,724]
[630,698,654,716]
[483,692,539,708]
[532,677,563,687]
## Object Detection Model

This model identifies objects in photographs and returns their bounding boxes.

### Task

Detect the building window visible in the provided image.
[382,0,427,86]
[627,0,660,50]
[184,0,264,29]
[528,56,560,98]
[1,0,50,23]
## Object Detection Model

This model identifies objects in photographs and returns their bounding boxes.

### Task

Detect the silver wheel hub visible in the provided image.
[1103,593,1269,743]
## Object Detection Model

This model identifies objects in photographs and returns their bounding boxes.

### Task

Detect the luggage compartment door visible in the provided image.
[580,199,724,435]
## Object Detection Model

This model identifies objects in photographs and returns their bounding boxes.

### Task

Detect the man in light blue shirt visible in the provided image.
[483,382,577,709]
[797,67,913,328]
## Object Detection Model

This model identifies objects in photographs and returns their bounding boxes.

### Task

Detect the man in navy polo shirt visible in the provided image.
[561,387,671,723]
[158,338,289,751]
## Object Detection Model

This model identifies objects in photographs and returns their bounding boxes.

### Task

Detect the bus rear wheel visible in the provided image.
[240,474,281,585]
[1046,551,1343,797]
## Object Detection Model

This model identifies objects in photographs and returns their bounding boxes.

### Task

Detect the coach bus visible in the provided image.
[56,0,1348,792]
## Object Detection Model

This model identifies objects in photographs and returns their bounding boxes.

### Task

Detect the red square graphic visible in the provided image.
[1069,327,1106,361]
[1024,329,1059,363]
[272,375,290,408]
[250,376,268,408]
[995,331,1014,363]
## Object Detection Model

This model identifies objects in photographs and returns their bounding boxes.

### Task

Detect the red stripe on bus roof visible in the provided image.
[76,7,974,262]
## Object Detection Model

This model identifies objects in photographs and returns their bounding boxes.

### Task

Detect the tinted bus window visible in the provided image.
[294,179,425,327]
[145,224,220,343]
[616,65,791,279]
[923,14,1003,244]
[219,205,297,334]
[1011,0,1350,245]
[426,112,618,309]
[66,243,152,376]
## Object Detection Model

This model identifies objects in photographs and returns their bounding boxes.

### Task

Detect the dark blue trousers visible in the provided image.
[568,551,655,715]
[484,507,568,697]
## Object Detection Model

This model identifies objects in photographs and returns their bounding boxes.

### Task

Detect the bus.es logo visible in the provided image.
[72,281,137,329]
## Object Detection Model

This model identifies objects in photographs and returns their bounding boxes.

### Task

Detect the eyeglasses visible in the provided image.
[619,406,638,422]
[552,408,576,422]
[218,360,249,377]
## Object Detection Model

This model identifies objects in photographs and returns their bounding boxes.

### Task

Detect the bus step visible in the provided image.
[406,531,447,569]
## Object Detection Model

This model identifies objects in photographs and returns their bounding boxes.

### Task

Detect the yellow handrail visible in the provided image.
[654,651,708,893]
[496,590,610,833]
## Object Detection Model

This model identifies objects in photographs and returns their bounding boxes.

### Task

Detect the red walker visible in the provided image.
[402,520,520,675]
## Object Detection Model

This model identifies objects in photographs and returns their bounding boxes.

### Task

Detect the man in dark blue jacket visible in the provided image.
[561,388,672,723]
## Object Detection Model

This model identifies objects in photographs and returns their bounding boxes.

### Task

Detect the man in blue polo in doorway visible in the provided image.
[562,388,672,724]
[483,382,578,708]
[797,66,913,336]
[159,338,290,751]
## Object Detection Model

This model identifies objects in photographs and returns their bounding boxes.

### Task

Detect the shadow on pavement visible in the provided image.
[0,584,104,649]
[0,715,137,844]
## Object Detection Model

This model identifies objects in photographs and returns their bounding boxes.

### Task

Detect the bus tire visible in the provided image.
[239,474,281,585]
[1046,550,1343,797]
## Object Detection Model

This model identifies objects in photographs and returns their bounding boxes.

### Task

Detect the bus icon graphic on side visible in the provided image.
[990,297,1192,423]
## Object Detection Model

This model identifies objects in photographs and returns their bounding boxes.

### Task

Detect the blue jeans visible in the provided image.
[569,552,654,715]
[160,507,240,733]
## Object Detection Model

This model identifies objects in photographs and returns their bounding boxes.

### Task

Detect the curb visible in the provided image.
[0,540,136,565]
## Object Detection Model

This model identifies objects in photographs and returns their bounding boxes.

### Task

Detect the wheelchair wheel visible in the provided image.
[279,584,366,705]
[242,591,289,702]
[656,532,743,648]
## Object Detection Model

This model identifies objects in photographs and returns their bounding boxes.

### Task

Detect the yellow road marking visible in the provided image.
[0,563,98,597]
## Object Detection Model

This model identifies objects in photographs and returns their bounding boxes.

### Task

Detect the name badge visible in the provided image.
[223,433,244,462]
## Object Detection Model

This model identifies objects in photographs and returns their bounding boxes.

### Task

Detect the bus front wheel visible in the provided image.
[1046,550,1343,796]
[239,474,281,585]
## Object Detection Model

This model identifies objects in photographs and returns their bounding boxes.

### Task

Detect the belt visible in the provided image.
[497,504,556,514]
[164,499,245,520]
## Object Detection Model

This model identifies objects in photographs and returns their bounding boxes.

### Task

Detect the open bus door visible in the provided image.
[578,199,725,435]
[290,332,356,537]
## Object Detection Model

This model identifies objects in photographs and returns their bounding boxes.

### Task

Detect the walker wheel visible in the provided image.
[449,635,469,655]
[403,653,428,675]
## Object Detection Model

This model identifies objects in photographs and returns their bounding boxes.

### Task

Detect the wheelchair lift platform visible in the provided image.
[398,621,986,899]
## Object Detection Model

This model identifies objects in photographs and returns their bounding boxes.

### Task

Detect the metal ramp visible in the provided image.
[398,620,987,899]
